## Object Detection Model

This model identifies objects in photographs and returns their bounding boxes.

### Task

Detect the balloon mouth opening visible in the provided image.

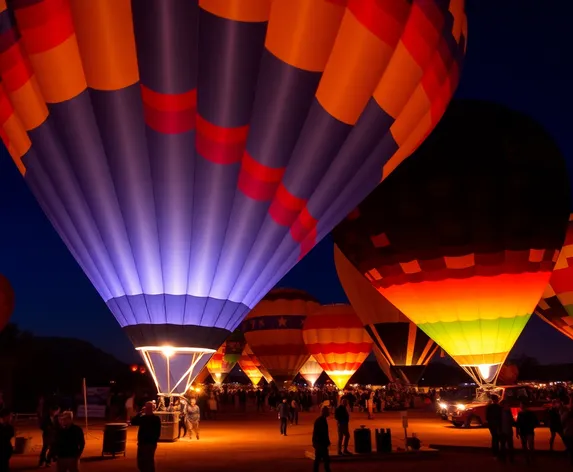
[136,346,215,395]
[460,363,502,385]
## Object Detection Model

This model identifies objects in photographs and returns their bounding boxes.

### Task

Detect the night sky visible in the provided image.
[1,1,572,365]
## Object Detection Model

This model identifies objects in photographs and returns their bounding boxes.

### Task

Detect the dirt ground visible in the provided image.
[9,409,570,471]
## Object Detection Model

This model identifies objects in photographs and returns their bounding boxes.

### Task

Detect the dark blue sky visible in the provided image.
[1,0,572,364]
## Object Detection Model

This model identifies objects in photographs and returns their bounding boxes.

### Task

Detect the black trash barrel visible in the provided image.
[102,423,128,457]
[353,425,372,454]
[375,428,392,453]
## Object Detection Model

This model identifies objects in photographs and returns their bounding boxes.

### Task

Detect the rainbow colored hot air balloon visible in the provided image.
[535,218,573,341]
[238,349,264,386]
[0,0,465,394]
[334,245,437,384]
[242,288,319,385]
[299,356,324,387]
[302,304,372,390]
[206,345,236,385]
[0,274,15,332]
[334,100,570,385]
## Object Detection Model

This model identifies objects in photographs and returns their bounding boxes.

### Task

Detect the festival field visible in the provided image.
[9,409,568,471]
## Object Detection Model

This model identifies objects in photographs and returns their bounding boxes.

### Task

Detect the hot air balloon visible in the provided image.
[535,218,573,341]
[372,345,395,382]
[242,288,319,385]
[238,349,264,386]
[333,100,570,385]
[0,0,465,395]
[0,274,15,332]
[193,367,211,385]
[206,345,236,385]
[334,245,437,384]
[223,330,246,365]
[302,304,372,390]
[245,344,272,384]
[299,356,324,387]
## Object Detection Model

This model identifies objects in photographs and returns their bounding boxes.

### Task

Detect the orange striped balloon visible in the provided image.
[302,304,372,390]
[206,345,236,385]
[238,349,264,386]
[299,356,323,387]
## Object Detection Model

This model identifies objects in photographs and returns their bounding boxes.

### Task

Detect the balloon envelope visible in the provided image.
[223,330,246,365]
[333,100,570,384]
[238,349,264,386]
[334,245,437,384]
[206,345,236,385]
[302,304,372,390]
[299,356,324,387]
[535,219,573,341]
[0,274,15,332]
[0,1,464,389]
[242,288,318,384]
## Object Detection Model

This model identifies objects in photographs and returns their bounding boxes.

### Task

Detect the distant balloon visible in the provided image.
[334,245,437,384]
[0,274,15,332]
[223,330,246,365]
[497,363,519,385]
[242,288,319,385]
[333,100,570,385]
[536,218,573,341]
[238,349,264,386]
[299,356,324,387]
[206,345,235,385]
[302,304,372,390]
[244,344,272,384]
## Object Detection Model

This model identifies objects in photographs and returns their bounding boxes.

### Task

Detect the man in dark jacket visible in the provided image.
[54,411,85,472]
[548,398,566,451]
[131,401,162,472]
[278,398,289,436]
[312,406,331,472]
[485,394,502,458]
[516,401,538,464]
[39,405,60,467]
[334,398,351,455]
[0,409,14,472]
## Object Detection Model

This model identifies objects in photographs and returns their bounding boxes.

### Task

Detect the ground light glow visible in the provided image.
[136,346,215,395]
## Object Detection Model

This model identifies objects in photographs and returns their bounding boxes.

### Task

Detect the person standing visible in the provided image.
[334,398,352,455]
[0,409,14,472]
[485,394,502,458]
[499,401,514,463]
[131,401,162,472]
[39,405,60,467]
[175,397,187,439]
[125,394,136,423]
[312,406,331,472]
[548,398,566,451]
[54,411,85,472]
[290,398,299,426]
[278,398,289,436]
[561,399,573,465]
[516,401,538,464]
[186,398,200,440]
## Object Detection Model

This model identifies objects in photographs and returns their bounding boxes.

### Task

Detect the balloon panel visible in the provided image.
[535,220,573,341]
[334,245,436,368]
[0,1,466,352]
[242,289,318,382]
[333,100,570,374]
[238,351,264,386]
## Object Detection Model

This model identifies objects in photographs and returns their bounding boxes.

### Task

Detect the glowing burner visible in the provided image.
[137,346,215,395]
[460,363,502,385]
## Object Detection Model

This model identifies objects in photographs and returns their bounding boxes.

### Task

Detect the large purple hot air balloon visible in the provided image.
[0,0,466,395]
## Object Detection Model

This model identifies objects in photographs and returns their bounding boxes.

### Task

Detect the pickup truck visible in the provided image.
[447,385,550,428]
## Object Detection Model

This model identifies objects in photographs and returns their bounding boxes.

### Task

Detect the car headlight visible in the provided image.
[456,403,466,411]
[439,402,448,410]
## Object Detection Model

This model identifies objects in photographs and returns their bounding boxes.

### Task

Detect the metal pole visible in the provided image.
[82,378,88,433]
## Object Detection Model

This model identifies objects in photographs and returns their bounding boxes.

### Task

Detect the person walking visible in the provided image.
[334,398,352,455]
[278,398,289,436]
[312,406,331,472]
[54,411,85,472]
[516,401,538,464]
[290,398,299,426]
[131,401,162,472]
[0,409,14,472]
[548,398,566,451]
[186,398,200,440]
[39,405,60,467]
[485,394,502,458]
